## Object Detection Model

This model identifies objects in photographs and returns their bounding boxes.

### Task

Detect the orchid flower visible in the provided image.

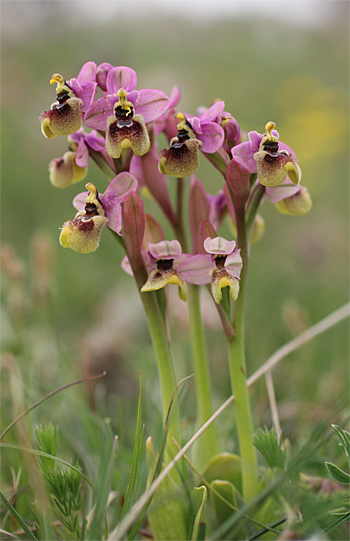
[232,121,301,186]
[59,183,108,254]
[178,237,242,304]
[124,240,189,301]
[40,63,97,138]
[73,172,138,235]
[158,113,202,178]
[84,66,170,159]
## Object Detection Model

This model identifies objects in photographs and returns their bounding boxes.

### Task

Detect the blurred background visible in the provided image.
[1,0,349,486]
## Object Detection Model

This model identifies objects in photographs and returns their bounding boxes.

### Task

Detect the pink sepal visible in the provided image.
[148,240,182,260]
[106,66,137,94]
[266,177,300,203]
[204,236,236,255]
[177,254,212,285]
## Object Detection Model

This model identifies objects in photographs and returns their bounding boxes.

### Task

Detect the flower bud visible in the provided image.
[96,62,113,91]
[250,214,265,244]
[158,113,202,178]
[49,152,87,188]
[276,186,312,216]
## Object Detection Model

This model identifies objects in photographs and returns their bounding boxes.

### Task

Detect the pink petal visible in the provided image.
[169,85,181,108]
[266,178,300,203]
[104,172,138,201]
[69,79,97,112]
[105,202,123,234]
[84,96,113,130]
[225,250,243,278]
[76,138,90,167]
[77,62,97,84]
[177,254,212,285]
[135,89,170,123]
[148,240,182,260]
[106,66,137,94]
[73,192,87,211]
[248,131,262,151]
[84,130,106,152]
[96,62,113,91]
[204,236,236,255]
[69,128,85,144]
[199,101,225,123]
[231,141,257,173]
[121,255,133,276]
[197,122,224,153]
[191,117,202,134]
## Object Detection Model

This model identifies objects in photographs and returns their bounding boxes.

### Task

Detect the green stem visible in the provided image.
[188,285,221,467]
[174,178,220,468]
[132,268,181,466]
[227,206,258,502]
[246,183,265,237]
[87,146,116,181]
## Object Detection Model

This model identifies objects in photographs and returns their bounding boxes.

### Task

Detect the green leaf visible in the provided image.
[201,453,242,494]
[325,462,350,484]
[144,437,188,541]
[211,479,237,526]
[0,443,93,488]
[190,486,207,541]
[332,424,350,462]
[120,377,144,521]
[252,428,286,471]
[87,422,118,541]
[0,489,39,541]
[324,510,350,535]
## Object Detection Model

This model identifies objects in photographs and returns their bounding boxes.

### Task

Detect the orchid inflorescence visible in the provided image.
[41,61,311,306]
[40,60,315,509]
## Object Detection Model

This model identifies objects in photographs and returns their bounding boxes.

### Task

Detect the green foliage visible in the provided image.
[87,422,117,541]
[35,423,59,473]
[326,425,350,484]
[190,486,207,541]
[252,427,287,471]
[145,437,188,541]
[201,453,242,494]
[45,463,87,540]
[120,377,144,521]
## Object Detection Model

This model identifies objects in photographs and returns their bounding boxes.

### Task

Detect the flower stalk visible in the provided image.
[228,204,259,502]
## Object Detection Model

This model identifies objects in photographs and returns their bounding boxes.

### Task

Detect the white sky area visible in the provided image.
[1,0,346,32]
[73,0,342,28]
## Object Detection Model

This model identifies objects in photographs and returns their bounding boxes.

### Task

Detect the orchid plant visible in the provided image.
[32,60,349,540]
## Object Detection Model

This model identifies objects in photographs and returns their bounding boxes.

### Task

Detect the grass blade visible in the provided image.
[0,443,93,488]
[0,372,106,441]
[0,489,39,541]
[120,376,144,521]
[87,423,118,541]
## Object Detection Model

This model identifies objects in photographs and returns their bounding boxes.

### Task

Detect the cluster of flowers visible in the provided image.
[41,62,312,305]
